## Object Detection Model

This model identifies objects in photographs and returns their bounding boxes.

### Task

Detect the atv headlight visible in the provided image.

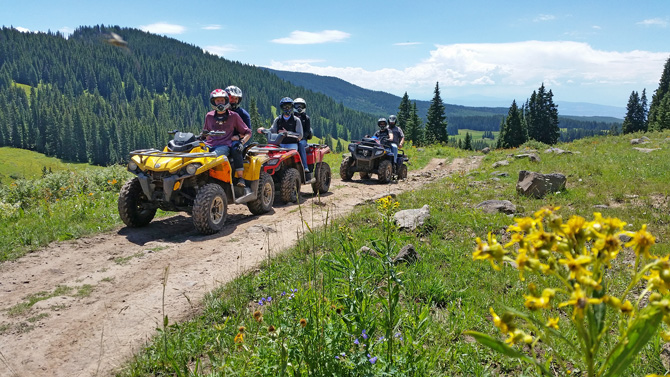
[266,158,279,166]
[374,149,384,156]
[185,163,201,175]
[128,161,138,172]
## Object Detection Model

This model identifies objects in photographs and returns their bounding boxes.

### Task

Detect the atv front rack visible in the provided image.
[129,148,217,163]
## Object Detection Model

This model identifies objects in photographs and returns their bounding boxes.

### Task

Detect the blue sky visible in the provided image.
[2,0,669,108]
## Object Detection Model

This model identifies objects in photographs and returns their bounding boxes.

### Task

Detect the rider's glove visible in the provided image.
[236,143,245,153]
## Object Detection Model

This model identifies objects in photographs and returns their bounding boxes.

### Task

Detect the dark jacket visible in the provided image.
[296,113,312,140]
[270,115,303,144]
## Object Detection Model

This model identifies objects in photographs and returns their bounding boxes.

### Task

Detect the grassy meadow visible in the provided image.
[2,131,670,376]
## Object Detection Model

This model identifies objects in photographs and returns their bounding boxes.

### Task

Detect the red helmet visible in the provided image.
[209,89,230,111]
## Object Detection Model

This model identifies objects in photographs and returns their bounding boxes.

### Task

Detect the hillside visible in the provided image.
[267,68,624,133]
[0,26,377,167]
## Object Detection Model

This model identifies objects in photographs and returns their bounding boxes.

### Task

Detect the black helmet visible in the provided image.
[377,117,388,129]
[209,89,230,112]
[388,115,397,126]
[280,97,294,115]
[225,85,243,110]
[293,97,306,114]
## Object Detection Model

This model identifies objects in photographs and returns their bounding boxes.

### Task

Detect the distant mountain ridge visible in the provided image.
[266,68,625,121]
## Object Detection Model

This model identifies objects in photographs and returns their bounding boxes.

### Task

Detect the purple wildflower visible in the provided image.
[369,356,377,364]
[362,329,368,340]
[354,338,360,345]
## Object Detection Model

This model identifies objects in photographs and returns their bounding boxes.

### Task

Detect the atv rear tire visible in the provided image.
[247,172,274,215]
[339,156,354,181]
[279,167,301,204]
[192,183,227,234]
[359,172,370,180]
[378,160,393,183]
[118,177,156,227]
[397,163,408,180]
[311,162,331,194]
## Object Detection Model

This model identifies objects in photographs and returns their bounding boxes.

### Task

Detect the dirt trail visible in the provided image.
[0,156,482,377]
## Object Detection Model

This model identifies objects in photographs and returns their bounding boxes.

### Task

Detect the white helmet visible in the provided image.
[293,97,307,114]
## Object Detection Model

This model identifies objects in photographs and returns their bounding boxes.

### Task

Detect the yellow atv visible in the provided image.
[118,130,274,234]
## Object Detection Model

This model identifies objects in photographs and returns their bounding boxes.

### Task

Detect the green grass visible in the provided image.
[0,147,105,185]
[3,131,670,375]
[452,129,498,141]
[115,130,670,376]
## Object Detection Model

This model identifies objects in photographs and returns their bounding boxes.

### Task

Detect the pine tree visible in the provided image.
[397,92,411,130]
[648,56,670,131]
[424,82,448,144]
[622,91,647,133]
[526,83,559,145]
[498,100,527,148]
[336,139,344,153]
[464,132,472,150]
[405,101,423,146]
[248,99,268,144]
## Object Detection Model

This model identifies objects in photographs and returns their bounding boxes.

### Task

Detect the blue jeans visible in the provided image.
[390,143,399,164]
[298,139,309,171]
[211,145,244,173]
[281,143,308,171]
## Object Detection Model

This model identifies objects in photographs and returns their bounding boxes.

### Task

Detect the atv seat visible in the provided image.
[168,132,199,152]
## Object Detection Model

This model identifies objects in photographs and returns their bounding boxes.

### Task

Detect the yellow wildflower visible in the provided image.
[523,288,556,310]
[507,217,537,234]
[505,328,533,345]
[234,332,244,343]
[299,318,307,328]
[473,232,507,270]
[489,307,512,335]
[643,270,670,295]
[546,317,559,330]
[533,206,560,220]
[558,283,604,320]
[558,253,593,280]
[626,224,656,259]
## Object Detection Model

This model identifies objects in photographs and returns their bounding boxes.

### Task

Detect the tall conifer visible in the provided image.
[425,82,448,144]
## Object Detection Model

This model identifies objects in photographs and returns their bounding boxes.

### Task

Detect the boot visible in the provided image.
[305,170,313,182]
[236,177,246,187]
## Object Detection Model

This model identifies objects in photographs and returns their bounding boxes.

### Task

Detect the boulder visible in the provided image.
[515,153,540,162]
[481,147,490,154]
[392,244,419,265]
[492,160,510,168]
[394,205,430,231]
[633,147,660,153]
[475,200,516,215]
[516,170,567,198]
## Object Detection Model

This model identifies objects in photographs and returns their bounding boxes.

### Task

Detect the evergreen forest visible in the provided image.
[0,26,378,166]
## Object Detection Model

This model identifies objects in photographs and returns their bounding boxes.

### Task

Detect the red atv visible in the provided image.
[247,130,331,204]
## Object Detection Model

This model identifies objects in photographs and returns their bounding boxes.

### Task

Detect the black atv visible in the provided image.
[340,136,408,183]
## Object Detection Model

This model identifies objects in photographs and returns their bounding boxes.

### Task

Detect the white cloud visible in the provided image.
[272,30,350,44]
[394,42,422,46]
[534,14,556,22]
[637,18,668,27]
[203,45,239,56]
[592,25,601,30]
[139,23,186,35]
[267,41,669,105]
[59,27,73,37]
[15,27,31,33]
[202,25,222,30]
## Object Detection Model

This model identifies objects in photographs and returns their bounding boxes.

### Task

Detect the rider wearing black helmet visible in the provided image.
[257,97,310,178]
[374,118,393,144]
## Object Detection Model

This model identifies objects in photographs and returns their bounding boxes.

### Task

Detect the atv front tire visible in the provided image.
[311,162,331,194]
[378,160,393,183]
[192,183,227,234]
[118,177,157,227]
[248,172,274,215]
[279,168,301,204]
[339,156,354,181]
